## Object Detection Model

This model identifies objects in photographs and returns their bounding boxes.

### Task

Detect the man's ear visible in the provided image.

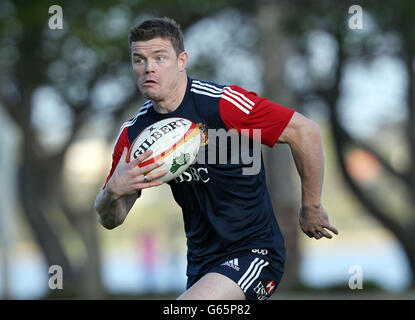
[177,51,188,72]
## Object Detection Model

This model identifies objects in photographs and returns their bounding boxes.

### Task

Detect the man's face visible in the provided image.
[131,37,187,103]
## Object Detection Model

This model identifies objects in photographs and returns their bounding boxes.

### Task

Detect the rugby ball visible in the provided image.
[128,117,201,182]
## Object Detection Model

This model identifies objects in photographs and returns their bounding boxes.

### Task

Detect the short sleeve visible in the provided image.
[218,85,295,147]
[104,126,131,188]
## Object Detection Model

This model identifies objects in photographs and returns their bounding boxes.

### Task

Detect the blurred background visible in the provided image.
[0,0,414,299]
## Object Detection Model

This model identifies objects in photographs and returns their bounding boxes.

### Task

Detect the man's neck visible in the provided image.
[152,74,188,114]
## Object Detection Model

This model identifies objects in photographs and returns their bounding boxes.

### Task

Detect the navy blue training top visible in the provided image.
[105,76,295,276]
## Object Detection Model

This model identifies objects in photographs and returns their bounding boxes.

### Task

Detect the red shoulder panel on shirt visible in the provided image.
[218,85,295,147]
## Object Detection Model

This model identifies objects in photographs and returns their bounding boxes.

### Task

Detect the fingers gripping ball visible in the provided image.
[128,117,201,183]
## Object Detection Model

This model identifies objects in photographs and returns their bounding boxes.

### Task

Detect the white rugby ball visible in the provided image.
[128,117,201,183]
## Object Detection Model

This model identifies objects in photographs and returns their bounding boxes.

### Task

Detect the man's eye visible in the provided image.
[135,58,144,64]
[156,56,165,62]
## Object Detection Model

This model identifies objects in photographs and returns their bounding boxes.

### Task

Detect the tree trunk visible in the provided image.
[18,145,79,294]
[405,47,415,288]
[0,108,15,299]
[326,34,415,289]
[77,214,106,299]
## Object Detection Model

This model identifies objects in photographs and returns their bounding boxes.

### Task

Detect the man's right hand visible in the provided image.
[95,147,168,229]
[106,147,168,200]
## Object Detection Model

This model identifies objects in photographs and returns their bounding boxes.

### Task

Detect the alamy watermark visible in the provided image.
[132,119,264,176]
[195,128,262,176]
[48,5,63,30]
[348,5,363,30]
[348,265,363,290]
[48,265,63,290]
[48,5,363,31]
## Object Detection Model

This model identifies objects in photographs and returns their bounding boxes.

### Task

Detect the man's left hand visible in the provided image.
[299,205,339,240]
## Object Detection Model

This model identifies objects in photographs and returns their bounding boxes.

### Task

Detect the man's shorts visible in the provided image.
[186,249,284,300]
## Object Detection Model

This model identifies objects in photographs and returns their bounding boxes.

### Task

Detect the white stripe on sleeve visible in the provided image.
[190,88,222,98]
[191,82,223,94]
[221,94,250,114]
[223,88,253,110]
[225,87,255,106]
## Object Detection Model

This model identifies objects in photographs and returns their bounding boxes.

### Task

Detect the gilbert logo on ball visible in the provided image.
[128,117,201,182]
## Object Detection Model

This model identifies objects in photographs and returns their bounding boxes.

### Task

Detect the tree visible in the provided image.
[279,0,415,288]
[1,0,136,298]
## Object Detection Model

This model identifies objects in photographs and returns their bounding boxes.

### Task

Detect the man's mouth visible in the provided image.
[142,79,158,86]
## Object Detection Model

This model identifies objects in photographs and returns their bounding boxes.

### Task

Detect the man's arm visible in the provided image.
[94,187,137,230]
[94,148,167,229]
[278,112,338,239]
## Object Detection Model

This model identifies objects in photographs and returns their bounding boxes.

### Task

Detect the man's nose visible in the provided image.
[145,59,155,73]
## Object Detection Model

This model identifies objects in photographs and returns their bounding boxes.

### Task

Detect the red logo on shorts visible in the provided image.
[266,281,275,294]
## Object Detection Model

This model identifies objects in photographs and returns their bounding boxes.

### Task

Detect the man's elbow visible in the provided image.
[303,118,321,140]
[100,221,119,230]
[280,112,322,145]
[97,213,122,230]
[94,201,122,230]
